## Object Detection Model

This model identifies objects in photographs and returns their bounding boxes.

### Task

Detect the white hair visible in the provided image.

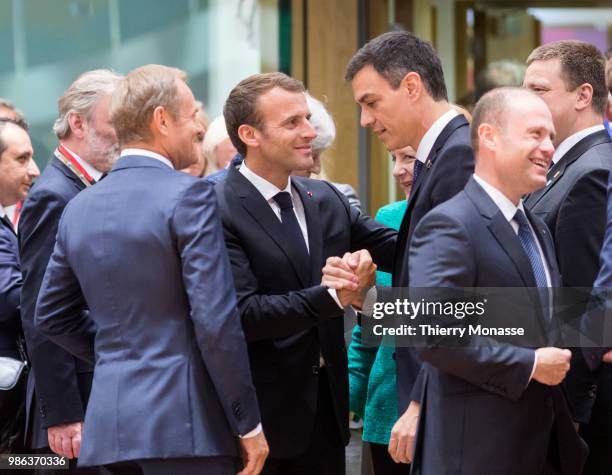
[306,93,336,152]
[53,69,123,139]
[203,115,230,161]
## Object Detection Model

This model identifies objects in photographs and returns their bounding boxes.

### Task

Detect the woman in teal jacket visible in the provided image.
[348,146,415,475]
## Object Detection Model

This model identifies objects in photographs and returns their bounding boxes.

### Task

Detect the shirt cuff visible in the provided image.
[361,287,378,317]
[528,350,538,384]
[327,288,344,309]
[240,423,262,438]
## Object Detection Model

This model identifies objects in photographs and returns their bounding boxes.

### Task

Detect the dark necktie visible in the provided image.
[513,209,549,317]
[410,160,425,199]
[272,191,310,269]
[0,214,15,234]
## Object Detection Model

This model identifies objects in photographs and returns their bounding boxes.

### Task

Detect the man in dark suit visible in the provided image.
[217,72,396,474]
[34,64,268,475]
[323,31,474,464]
[0,117,39,453]
[524,40,612,473]
[19,70,121,470]
[407,88,587,474]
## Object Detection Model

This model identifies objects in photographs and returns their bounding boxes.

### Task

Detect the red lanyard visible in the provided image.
[57,144,95,186]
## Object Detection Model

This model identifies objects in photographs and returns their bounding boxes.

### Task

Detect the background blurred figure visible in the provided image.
[0,99,25,122]
[0,100,27,228]
[203,115,238,174]
[181,101,209,178]
[474,60,526,102]
[19,69,122,473]
[0,117,39,456]
[348,145,415,475]
[291,93,361,210]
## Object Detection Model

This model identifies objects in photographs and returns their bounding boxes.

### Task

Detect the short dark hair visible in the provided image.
[471,87,539,154]
[224,72,305,156]
[345,30,448,101]
[527,40,607,116]
[0,117,29,158]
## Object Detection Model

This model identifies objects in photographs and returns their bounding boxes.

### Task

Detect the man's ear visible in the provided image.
[67,112,86,139]
[400,71,424,102]
[478,123,497,151]
[151,106,170,137]
[238,124,259,149]
[575,83,594,112]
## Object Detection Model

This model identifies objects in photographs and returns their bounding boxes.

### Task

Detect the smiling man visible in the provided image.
[0,117,39,453]
[407,87,587,475]
[216,72,397,474]
[524,41,612,474]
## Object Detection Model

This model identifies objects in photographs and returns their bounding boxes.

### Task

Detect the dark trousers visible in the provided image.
[262,369,345,475]
[579,425,612,475]
[368,443,410,475]
[99,456,239,475]
[0,367,27,453]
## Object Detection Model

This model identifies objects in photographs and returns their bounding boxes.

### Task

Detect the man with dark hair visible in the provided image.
[327,30,474,465]
[0,117,39,454]
[524,40,612,473]
[406,87,587,474]
[217,71,396,473]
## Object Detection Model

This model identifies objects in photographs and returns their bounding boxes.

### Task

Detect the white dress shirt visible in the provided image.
[62,144,105,181]
[415,108,459,164]
[551,124,605,165]
[120,148,174,169]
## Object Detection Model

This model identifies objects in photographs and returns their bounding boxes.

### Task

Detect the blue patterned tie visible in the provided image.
[410,160,424,199]
[513,209,549,318]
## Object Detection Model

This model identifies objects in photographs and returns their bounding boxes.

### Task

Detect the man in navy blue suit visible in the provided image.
[216,72,396,474]
[324,31,474,467]
[19,70,121,471]
[35,65,268,475]
[0,117,39,452]
[406,88,587,474]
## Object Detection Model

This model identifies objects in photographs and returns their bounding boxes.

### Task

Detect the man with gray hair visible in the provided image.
[19,69,121,472]
[35,64,267,475]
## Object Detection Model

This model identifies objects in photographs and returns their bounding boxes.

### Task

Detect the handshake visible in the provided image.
[321,249,377,308]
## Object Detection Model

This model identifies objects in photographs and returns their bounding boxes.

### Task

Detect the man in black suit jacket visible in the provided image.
[19,70,121,470]
[217,72,397,474]
[0,117,39,453]
[324,31,474,465]
[407,88,586,474]
[524,40,612,473]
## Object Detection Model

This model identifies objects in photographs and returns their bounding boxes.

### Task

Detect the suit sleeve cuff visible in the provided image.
[528,350,537,384]
[327,288,345,309]
[240,423,262,438]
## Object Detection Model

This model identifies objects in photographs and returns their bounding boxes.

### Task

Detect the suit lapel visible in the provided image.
[526,130,611,208]
[227,167,311,287]
[0,215,16,236]
[293,180,320,285]
[52,157,88,193]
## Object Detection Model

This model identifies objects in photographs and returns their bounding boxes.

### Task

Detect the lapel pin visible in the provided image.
[553,171,560,179]
[426,159,432,169]
[307,191,313,198]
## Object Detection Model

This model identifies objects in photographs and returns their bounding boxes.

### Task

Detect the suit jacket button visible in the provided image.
[588,385,598,399]
[312,365,320,375]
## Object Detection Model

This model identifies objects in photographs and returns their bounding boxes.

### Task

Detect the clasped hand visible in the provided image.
[321,249,377,308]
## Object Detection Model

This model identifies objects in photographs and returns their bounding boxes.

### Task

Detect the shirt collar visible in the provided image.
[415,108,459,164]
[120,148,174,169]
[0,205,6,219]
[473,173,525,223]
[552,124,605,164]
[239,161,292,201]
[62,143,104,181]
